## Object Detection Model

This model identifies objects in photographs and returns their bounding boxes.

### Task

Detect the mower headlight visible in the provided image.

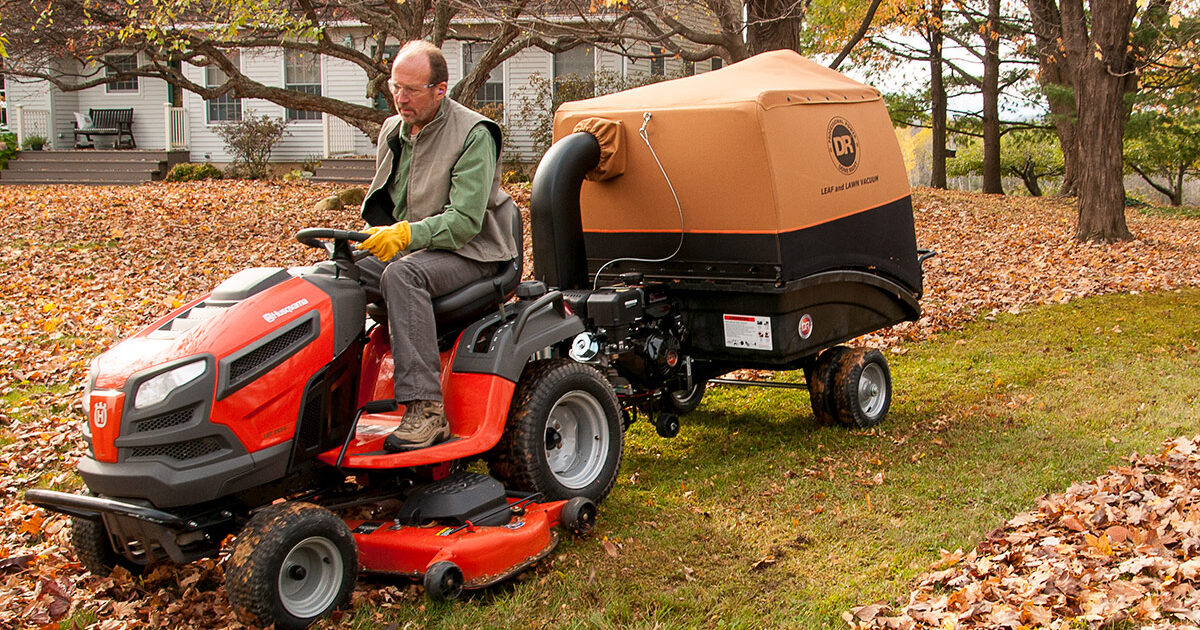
[134,360,206,409]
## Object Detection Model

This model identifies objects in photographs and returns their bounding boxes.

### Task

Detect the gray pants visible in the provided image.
[357,250,498,402]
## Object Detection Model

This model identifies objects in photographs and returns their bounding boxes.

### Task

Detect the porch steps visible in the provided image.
[0,150,188,186]
[311,157,375,184]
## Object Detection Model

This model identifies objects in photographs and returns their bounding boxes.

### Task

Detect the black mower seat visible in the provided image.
[368,209,524,335]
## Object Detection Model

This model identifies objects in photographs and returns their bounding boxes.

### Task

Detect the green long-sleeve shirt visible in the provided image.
[387,119,498,252]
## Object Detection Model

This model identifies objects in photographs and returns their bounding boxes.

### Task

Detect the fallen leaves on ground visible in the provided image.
[0,181,1196,627]
[845,436,1200,630]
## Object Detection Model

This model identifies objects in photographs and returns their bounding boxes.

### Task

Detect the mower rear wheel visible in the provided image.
[70,516,147,576]
[832,348,892,428]
[807,346,849,425]
[225,502,356,630]
[424,561,464,601]
[489,359,623,504]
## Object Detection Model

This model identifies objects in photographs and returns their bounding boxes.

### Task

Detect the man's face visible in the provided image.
[389,53,446,130]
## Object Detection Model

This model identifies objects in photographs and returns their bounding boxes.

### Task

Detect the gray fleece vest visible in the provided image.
[362,99,519,263]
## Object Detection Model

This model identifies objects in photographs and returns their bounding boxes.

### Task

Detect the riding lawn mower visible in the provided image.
[27,50,929,629]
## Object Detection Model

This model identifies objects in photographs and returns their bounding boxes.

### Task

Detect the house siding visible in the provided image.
[504,48,553,160]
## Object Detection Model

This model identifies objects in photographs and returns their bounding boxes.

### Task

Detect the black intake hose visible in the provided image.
[530,131,602,290]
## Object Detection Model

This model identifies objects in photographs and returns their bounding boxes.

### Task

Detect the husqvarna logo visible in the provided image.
[263,298,309,323]
[827,117,860,175]
[93,401,108,429]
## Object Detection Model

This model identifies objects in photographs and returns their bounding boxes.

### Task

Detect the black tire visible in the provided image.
[807,346,849,425]
[560,497,598,536]
[831,348,892,428]
[659,380,707,414]
[654,413,681,438]
[488,359,624,504]
[424,561,464,601]
[225,502,357,630]
[70,516,147,576]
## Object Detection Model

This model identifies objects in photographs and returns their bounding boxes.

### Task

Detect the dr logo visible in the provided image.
[827,117,860,175]
[798,314,813,340]
[93,401,108,429]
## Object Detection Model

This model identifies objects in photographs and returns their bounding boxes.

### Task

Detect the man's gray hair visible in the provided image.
[398,40,449,85]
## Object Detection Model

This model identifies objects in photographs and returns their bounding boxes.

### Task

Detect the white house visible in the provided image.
[3,32,718,164]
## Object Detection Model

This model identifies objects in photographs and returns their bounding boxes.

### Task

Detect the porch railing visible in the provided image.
[322,113,359,158]
[13,106,52,147]
[164,104,189,151]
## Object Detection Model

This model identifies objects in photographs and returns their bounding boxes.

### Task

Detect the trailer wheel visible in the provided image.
[225,502,356,630]
[489,359,624,503]
[807,346,849,425]
[424,561,464,601]
[832,348,892,428]
[71,516,147,576]
[659,380,707,414]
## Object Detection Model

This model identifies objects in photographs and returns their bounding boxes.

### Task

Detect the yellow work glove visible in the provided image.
[359,221,411,261]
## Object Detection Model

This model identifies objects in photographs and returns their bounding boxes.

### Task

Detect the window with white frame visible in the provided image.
[553,45,595,100]
[284,50,321,121]
[462,43,504,108]
[205,52,242,124]
[105,54,139,92]
[554,45,595,80]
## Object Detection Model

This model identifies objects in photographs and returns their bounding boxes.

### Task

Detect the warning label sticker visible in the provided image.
[723,314,772,351]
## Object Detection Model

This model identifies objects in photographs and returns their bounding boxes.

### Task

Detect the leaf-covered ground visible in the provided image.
[0,182,1197,628]
[845,437,1200,630]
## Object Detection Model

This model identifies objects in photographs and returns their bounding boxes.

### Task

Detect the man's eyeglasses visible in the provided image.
[388,80,437,97]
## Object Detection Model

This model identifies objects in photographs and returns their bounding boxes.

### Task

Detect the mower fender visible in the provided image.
[451,291,585,382]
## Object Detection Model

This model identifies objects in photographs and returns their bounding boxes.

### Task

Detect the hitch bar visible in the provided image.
[708,378,808,390]
[24,489,192,529]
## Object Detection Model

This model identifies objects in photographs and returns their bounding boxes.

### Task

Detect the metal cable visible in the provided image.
[591,111,686,289]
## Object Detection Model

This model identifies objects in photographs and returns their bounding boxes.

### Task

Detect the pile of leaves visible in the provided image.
[845,436,1200,630]
[0,181,1197,627]
[871,189,1200,348]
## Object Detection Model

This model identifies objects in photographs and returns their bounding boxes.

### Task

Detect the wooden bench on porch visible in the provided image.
[74,108,136,149]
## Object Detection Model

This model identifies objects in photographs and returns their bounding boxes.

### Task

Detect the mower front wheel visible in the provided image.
[489,359,624,504]
[225,502,357,630]
[71,516,147,576]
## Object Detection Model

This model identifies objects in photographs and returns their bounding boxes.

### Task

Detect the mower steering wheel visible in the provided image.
[295,228,372,255]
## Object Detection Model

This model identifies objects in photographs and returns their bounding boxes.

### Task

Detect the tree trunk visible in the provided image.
[1172,165,1184,206]
[981,0,1003,194]
[746,0,804,54]
[929,0,948,189]
[1016,160,1043,196]
[1072,71,1132,241]
[1025,0,1079,196]
[1062,0,1137,242]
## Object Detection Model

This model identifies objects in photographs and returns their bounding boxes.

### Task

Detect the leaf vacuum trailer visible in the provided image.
[534,50,929,431]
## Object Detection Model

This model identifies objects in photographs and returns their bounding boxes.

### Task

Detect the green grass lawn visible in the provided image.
[345,288,1200,629]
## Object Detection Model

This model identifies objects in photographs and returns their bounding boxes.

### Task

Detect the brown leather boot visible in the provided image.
[382,400,449,452]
